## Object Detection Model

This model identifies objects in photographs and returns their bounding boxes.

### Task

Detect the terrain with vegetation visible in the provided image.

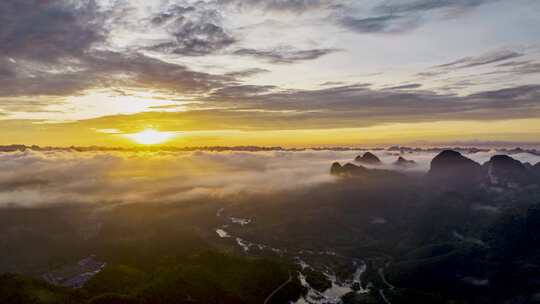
[2,148,540,303]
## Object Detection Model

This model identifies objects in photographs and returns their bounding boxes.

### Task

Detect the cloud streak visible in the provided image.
[335,0,498,34]
[217,0,332,13]
[374,0,496,14]
[337,15,418,33]
[232,47,340,63]
[434,50,524,70]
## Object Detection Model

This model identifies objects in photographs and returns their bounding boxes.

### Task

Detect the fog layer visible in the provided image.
[1,149,539,207]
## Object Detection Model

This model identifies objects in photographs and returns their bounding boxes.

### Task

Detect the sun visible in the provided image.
[124,129,176,145]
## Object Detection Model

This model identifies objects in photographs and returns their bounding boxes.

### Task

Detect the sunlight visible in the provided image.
[124,129,177,145]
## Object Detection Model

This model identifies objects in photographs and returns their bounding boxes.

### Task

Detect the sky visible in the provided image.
[1,0,540,147]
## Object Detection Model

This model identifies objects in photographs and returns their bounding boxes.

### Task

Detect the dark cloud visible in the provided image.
[211,85,278,99]
[0,1,239,98]
[385,83,423,90]
[232,47,340,63]
[495,60,540,75]
[337,0,496,35]
[0,0,106,63]
[337,15,415,33]
[217,0,331,13]
[415,70,447,78]
[0,51,233,97]
[0,58,16,80]
[496,60,532,68]
[85,51,233,94]
[0,69,96,97]
[415,50,527,81]
[434,50,523,69]
[225,68,271,78]
[374,0,495,14]
[436,79,478,91]
[148,5,236,56]
[201,83,540,127]
[150,6,196,25]
[320,81,346,87]
[469,85,540,100]
[150,25,236,56]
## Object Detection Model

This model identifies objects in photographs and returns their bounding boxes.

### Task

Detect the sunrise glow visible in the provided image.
[124,129,177,145]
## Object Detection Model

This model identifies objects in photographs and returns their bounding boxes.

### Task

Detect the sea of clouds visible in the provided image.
[1,149,539,208]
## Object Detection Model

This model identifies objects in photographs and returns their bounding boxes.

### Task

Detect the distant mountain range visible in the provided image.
[332,150,540,190]
[1,144,540,156]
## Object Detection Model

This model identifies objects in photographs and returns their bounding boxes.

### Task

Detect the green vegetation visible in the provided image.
[0,274,84,304]
[0,202,305,304]
[303,268,332,292]
[0,252,304,304]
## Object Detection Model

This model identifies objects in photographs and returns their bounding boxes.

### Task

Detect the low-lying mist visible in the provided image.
[1,149,539,208]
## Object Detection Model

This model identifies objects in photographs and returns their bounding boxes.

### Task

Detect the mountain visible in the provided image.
[355,152,382,165]
[331,162,368,176]
[533,162,540,178]
[394,156,417,168]
[330,162,403,180]
[427,150,484,187]
[484,155,536,188]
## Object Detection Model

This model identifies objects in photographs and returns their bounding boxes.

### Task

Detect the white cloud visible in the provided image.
[1,149,538,208]
[0,150,349,207]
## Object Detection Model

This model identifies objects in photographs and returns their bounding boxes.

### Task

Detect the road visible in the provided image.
[377,255,395,304]
[263,272,292,304]
[379,289,392,304]
[378,267,395,290]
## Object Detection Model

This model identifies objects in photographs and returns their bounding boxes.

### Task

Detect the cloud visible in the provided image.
[468,84,540,100]
[1,148,538,208]
[495,60,540,75]
[211,85,278,99]
[225,68,271,78]
[217,0,332,13]
[0,150,349,207]
[84,51,231,94]
[434,50,524,69]
[0,51,233,97]
[0,97,65,113]
[320,81,346,87]
[384,83,423,90]
[337,15,418,33]
[0,58,16,80]
[0,1,240,99]
[374,0,495,14]
[414,50,529,82]
[0,0,106,63]
[232,47,340,63]
[148,4,236,56]
[199,83,540,123]
[336,0,497,35]
[0,0,537,128]
[33,83,537,133]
